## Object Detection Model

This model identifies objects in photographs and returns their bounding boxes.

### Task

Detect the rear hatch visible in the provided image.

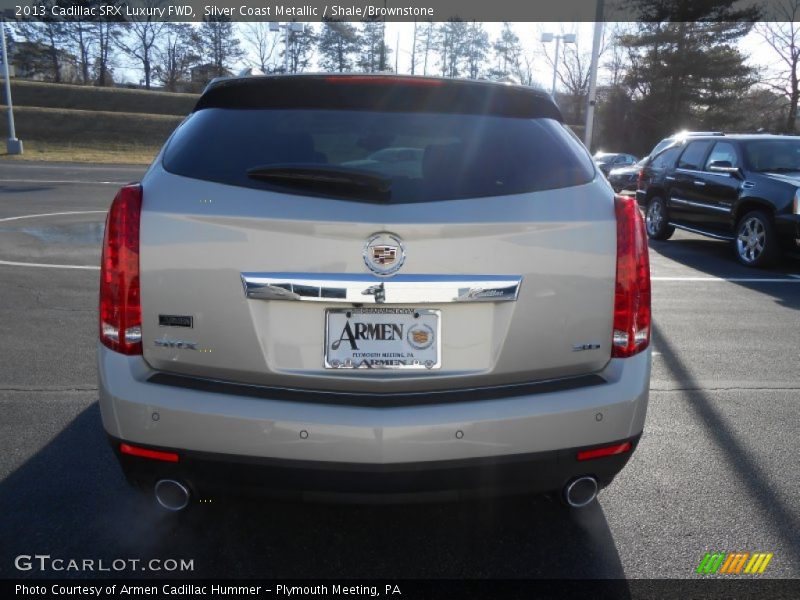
[139,75,615,393]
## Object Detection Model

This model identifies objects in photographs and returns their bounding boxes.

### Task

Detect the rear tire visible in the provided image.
[645,196,675,240]
[735,210,779,268]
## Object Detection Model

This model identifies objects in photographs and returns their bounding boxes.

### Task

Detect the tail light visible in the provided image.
[636,168,646,190]
[612,195,651,358]
[99,184,143,355]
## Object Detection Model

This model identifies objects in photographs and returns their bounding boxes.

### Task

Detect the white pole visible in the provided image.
[0,20,22,154]
[551,36,561,97]
[584,0,605,150]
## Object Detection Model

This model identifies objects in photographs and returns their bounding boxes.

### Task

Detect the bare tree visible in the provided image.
[241,22,281,73]
[115,0,166,89]
[755,0,800,132]
[410,19,418,75]
[95,21,120,86]
[542,29,605,123]
[64,20,94,84]
[153,23,200,91]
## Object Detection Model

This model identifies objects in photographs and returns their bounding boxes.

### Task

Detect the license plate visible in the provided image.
[324,308,440,370]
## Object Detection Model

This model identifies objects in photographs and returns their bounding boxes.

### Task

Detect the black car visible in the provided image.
[594,152,638,176]
[608,158,647,193]
[646,131,724,159]
[636,134,800,267]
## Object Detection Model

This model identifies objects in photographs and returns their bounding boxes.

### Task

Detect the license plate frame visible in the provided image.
[324,307,441,370]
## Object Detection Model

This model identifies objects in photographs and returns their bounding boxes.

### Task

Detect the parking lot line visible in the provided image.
[0,259,99,270]
[0,210,107,223]
[651,276,800,283]
[0,179,124,185]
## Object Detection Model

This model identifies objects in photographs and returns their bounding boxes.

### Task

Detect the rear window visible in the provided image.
[743,139,800,171]
[162,109,595,203]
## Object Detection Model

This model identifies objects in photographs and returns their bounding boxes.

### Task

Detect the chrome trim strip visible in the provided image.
[668,222,735,241]
[241,273,523,304]
[670,196,731,213]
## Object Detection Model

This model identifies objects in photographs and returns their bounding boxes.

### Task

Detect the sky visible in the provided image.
[111,21,783,90]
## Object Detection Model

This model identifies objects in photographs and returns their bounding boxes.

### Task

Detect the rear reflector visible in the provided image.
[119,443,179,463]
[577,441,632,461]
[611,196,651,358]
[99,184,143,355]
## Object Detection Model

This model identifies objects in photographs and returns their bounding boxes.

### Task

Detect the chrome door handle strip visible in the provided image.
[693,180,706,186]
[665,176,676,181]
[669,196,731,213]
[241,273,523,304]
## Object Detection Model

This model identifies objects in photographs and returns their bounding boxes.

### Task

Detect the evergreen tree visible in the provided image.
[489,23,524,81]
[414,21,437,76]
[358,18,391,73]
[286,23,315,74]
[437,19,468,77]
[464,22,489,79]
[13,9,67,83]
[619,0,760,145]
[317,19,359,72]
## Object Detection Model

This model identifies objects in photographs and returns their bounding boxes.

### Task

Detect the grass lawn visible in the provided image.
[1,141,158,164]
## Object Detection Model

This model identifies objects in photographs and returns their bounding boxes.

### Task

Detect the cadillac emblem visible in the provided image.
[363,232,405,276]
[407,323,435,350]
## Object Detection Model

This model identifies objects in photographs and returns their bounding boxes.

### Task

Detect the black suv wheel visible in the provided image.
[735,210,779,268]
[645,196,675,240]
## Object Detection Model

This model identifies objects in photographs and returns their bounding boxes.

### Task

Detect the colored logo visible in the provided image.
[407,323,434,350]
[363,233,405,276]
[696,552,773,575]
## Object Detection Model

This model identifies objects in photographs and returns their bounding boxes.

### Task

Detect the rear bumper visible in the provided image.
[111,433,641,502]
[98,345,650,498]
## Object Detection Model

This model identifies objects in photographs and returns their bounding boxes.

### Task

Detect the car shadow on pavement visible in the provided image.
[651,322,800,567]
[648,237,800,310]
[0,402,630,588]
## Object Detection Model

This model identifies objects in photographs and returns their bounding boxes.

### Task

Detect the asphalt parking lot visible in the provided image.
[0,160,798,581]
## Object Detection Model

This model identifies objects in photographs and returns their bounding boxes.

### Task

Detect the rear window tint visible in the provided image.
[651,146,681,169]
[677,141,713,170]
[162,109,595,203]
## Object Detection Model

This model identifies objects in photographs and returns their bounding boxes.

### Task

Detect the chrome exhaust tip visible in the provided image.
[563,476,598,508]
[154,479,191,511]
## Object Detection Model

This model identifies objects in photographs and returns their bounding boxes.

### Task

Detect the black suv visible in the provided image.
[636,134,800,267]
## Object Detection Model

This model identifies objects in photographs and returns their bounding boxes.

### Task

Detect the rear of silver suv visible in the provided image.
[98,75,651,510]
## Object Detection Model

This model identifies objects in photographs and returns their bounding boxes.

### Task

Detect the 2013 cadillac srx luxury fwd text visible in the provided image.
[97,74,652,511]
